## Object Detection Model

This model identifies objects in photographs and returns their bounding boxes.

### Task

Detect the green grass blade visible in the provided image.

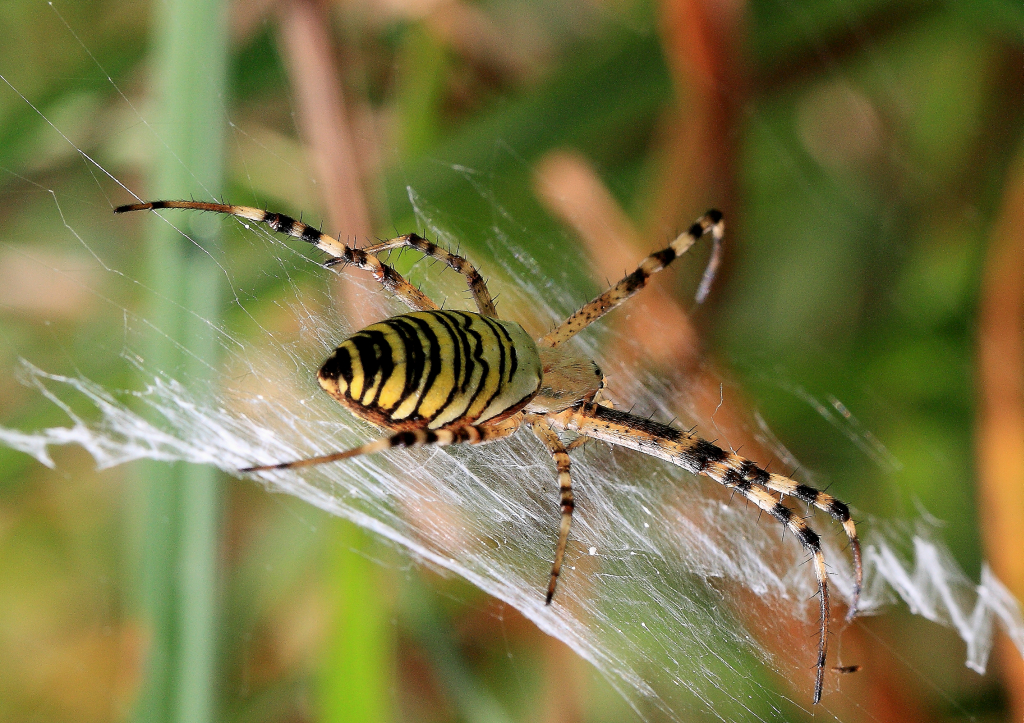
[133,0,229,722]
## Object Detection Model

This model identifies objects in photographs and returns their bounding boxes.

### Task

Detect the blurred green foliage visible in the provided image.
[1,0,1022,721]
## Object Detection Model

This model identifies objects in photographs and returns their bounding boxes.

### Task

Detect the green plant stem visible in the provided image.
[134,0,228,722]
[321,520,394,723]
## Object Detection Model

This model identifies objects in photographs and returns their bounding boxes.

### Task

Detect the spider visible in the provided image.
[115,199,861,703]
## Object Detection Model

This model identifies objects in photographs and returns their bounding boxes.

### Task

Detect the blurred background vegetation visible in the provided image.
[1,0,1023,721]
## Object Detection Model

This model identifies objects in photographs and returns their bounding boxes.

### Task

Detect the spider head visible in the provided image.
[525,346,603,414]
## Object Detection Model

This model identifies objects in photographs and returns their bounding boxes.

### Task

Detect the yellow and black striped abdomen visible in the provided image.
[317,310,543,431]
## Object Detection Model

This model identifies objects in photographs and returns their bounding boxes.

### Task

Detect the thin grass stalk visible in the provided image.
[275,2,393,719]
[135,0,228,722]
[977,144,1024,720]
[321,521,393,723]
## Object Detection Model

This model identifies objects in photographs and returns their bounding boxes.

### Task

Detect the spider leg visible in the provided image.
[538,209,724,348]
[755,473,861,617]
[362,234,497,318]
[114,201,438,312]
[240,415,523,473]
[563,387,613,452]
[731,484,830,704]
[526,414,576,604]
[546,402,846,703]
[563,436,588,453]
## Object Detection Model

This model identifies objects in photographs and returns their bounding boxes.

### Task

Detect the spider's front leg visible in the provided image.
[526,415,576,604]
[748,467,861,617]
[538,209,724,348]
[732,483,831,703]
[547,402,846,703]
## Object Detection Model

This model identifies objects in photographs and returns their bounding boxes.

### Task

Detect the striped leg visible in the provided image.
[752,470,861,617]
[114,201,438,313]
[564,388,613,452]
[527,415,576,604]
[362,234,497,318]
[700,459,831,703]
[240,415,524,473]
[545,402,846,703]
[664,444,861,617]
[538,209,724,348]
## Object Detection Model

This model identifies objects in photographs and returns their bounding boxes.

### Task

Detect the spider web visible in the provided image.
[5,193,1024,721]
[2,6,1024,723]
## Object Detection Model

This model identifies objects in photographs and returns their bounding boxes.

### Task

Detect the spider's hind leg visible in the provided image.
[115,200,439,312]
[240,416,523,473]
[527,415,576,604]
[362,233,498,317]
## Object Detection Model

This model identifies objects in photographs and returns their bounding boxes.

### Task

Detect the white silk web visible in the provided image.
[2,5,1023,720]
[3,184,1024,722]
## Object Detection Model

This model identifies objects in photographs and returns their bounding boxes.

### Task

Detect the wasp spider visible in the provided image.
[116,199,861,703]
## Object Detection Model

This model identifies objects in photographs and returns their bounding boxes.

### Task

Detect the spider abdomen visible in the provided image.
[317,310,542,431]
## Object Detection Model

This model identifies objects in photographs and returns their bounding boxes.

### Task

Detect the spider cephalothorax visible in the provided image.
[115,199,860,703]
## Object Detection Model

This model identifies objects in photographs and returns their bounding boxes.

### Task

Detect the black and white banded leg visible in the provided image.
[362,234,497,318]
[538,209,724,348]
[240,416,524,473]
[115,200,439,313]
[527,415,576,605]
